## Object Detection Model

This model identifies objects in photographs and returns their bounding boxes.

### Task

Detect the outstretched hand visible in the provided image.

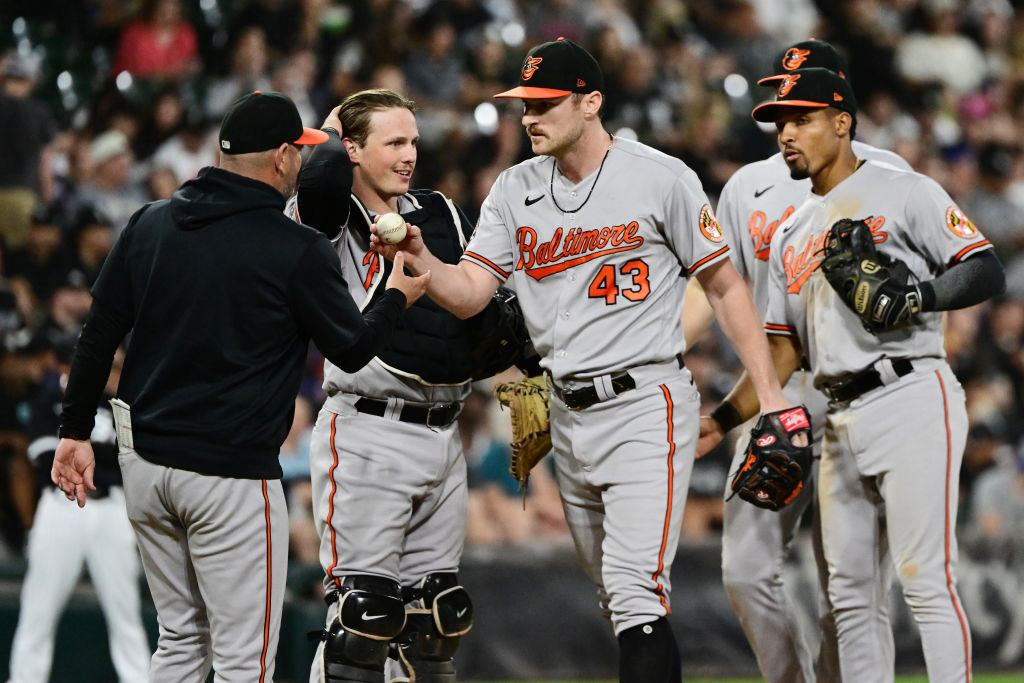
[386,252,431,308]
[51,438,97,508]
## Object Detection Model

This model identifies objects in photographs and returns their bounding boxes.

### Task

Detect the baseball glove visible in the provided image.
[493,376,552,498]
[469,287,540,380]
[819,218,922,333]
[729,406,813,511]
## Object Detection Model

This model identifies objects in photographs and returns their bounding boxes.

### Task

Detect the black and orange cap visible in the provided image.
[494,38,604,99]
[219,91,328,154]
[752,67,857,122]
[757,39,849,87]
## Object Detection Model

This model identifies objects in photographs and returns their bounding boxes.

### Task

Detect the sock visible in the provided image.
[617,617,682,683]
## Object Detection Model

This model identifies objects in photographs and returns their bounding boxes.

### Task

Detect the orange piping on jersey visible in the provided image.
[950,240,991,265]
[687,246,730,274]
[764,322,796,335]
[652,384,676,613]
[260,480,272,682]
[326,414,342,588]
[462,251,510,279]
[937,371,972,681]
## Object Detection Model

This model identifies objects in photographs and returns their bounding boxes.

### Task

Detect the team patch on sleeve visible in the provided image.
[945,206,978,239]
[699,204,725,243]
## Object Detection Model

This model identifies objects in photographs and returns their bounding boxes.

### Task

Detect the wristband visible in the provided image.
[709,401,743,433]
[57,425,92,441]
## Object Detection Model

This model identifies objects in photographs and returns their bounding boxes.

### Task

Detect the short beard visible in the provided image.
[789,167,809,181]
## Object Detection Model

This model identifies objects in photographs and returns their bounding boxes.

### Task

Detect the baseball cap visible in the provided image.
[494,38,604,100]
[757,39,848,86]
[219,91,328,154]
[752,67,857,123]
[2,52,41,81]
[89,129,131,166]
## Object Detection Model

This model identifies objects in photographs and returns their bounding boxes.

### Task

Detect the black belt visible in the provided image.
[824,359,913,403]
[551,354,685,411]
[354,397,461,428]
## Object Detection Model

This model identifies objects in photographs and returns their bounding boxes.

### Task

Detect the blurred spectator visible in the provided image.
[150,107,216,182]
[402,15,465,110]
[968,442,1024,562]
[964,143,1024,255]
[270,47,320,126]
[145,165,179,201]
[895,0,988,94]
[3,203,74,320]
[111,0,199,81]
[74,130,148,238]
[235,0,304,62]
[0,52,57,250]
[67,206,115,287]
[205,26,274,119]
[133,85,186,160]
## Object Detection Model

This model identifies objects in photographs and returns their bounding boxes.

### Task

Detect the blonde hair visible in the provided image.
[337,89,417,147]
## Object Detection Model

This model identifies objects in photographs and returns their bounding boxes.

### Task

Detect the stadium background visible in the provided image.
[1,0,1023,680]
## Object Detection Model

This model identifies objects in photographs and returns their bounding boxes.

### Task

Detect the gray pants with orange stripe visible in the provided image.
[118,450,288,683]
[551,366,698,636]
[820,360,972,683]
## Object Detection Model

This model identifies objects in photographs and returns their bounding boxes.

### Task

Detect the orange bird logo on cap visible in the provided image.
[522,56,543,81]
[778,74,801,97]
[782,47,811,70]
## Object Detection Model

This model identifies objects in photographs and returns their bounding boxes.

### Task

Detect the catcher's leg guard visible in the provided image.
[321,575,406,683]
[390,573,473,682]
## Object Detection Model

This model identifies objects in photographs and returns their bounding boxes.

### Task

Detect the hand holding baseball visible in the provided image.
[375,212,408,244]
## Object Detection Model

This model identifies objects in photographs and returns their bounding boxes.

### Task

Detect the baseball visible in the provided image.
[376,213,407,244]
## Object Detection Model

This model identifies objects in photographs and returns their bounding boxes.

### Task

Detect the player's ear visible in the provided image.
[833,111,852,138]
[273,143,289,175]
[583,91,603,119]
[341,137,360,164]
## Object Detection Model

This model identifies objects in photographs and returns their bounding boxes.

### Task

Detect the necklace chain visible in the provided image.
[549,134,614,214]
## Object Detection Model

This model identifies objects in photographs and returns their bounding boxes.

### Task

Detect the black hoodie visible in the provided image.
[60,166,406,479]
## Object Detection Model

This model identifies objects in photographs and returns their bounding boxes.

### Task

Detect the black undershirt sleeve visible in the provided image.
[295,129,353,240]
[918,249,1005,312]
[59,301,132,439]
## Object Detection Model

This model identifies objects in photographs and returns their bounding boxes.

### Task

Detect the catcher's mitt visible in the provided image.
[819,218,922,333]
[493,376,551,500]
[729,406,813,511]
[469,287,540,380]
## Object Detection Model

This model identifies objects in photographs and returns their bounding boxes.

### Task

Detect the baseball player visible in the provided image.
[7,346,150,683]
[683,40,908,682]
[50,91,429,683]
[699,67,1005,682]
[372,39,801,682]
[289,89,476,683]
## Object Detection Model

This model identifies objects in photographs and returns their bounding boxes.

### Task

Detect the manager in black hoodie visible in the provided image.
[50,91,430,682]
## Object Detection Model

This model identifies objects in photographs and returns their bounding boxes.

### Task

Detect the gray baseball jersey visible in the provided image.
[763,159,987,681]
[715,142,909,682]
[296,192,469,590]
[463,136,726,635]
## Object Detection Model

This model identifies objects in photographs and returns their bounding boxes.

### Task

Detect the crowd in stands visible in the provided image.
[0,0,1022,584]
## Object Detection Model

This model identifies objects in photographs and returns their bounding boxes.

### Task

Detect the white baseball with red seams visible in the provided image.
[376,212,407,243]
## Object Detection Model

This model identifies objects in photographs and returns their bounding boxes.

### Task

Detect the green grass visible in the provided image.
[500,680,1019,683]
